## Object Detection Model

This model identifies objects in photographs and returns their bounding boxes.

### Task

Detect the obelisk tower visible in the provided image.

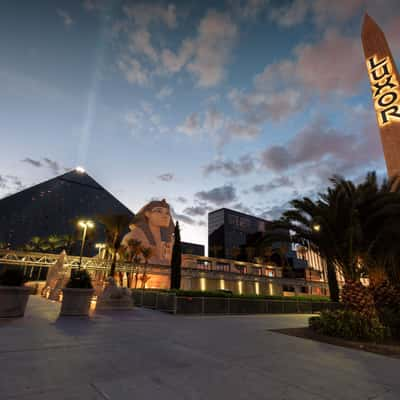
[362,14,400,178]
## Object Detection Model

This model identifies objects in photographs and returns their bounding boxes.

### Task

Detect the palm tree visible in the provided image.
[29,236,43,251]
[126,239,142,288]
[99,214,132,278]
[140,246,153,289]
[46,235,63,253]
[60,234,76,254]
[277,172,400,311]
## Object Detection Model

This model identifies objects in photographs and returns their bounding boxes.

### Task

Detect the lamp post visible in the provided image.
[78,220,94,270]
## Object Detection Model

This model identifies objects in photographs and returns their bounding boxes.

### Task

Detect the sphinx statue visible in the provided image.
[121,199,175,265]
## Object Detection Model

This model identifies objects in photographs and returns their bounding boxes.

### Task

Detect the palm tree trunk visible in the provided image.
[109,251,117,277]
[326,260,339,302]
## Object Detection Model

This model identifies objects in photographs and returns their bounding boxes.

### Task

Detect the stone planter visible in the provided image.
[0,286,31,318]
[60,288,94,316]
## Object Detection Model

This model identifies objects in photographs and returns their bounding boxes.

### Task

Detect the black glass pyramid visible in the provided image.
[0,169,134,255]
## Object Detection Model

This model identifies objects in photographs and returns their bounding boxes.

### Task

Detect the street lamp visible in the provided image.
[78,220,94,270]
[95,243,106,259]
[313,224,321,232]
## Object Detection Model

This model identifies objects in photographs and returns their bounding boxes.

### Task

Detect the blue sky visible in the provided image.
[1,0,400,247]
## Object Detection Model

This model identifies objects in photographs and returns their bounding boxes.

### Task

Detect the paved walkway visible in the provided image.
[0,296,399,399]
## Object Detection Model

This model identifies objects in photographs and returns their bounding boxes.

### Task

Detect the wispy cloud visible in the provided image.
[56,9,74,28]
[21,157,68,175]
[157,173,174,182]
[195,184,237,205]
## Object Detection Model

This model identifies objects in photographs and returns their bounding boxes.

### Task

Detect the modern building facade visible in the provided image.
[181,241,205,256]
[208,208,273,259]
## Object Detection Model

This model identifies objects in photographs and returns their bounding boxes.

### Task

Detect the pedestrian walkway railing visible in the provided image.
[131,290,340,315]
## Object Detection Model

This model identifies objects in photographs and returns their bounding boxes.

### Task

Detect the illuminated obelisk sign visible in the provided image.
[362,13,400,178]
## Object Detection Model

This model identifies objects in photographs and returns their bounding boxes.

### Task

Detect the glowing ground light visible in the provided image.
[75,166,85,173]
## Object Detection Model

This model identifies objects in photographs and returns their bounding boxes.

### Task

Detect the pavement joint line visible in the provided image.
[90,383,111,400]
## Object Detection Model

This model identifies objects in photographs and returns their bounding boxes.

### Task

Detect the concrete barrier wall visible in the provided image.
[131,290,340,315]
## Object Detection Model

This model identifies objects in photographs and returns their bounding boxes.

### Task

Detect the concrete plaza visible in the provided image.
[0,296,399,399]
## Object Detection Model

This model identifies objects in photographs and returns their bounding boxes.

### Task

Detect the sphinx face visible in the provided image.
[145,206,171,228]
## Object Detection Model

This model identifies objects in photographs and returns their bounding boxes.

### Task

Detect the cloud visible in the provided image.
[203,155,255,177]
[268,0,365,28]
[268,0,400,29]
[21,157,66,175]
[231,202,253,215]
[123,3,177,29]
[269,0,308,27]
[57,9,74,27]
[171,210,196,225]
[187,10,238,87]
[157,173,174,182]
[124,105,165,136]
[260,115,383,177]
[195,184,237,205]
[251,176,294,193]
[229,0,269,19]
[22,158,42,168]
[114,3,179,85]
[161,10,238,87]
[43,158,63,174]
[83,0,109,11]
[156,86,173,100]
[228,28,366,124]
[129,29,159,62]
[177,112,200,136]
[176,196,188,203]
[117,57,149,86]
[259,202,291,220]
[0,175,24,198]
[183,205,212,217]
[161,39,194,73]
[229,87,303,124]
[177,106,262,147]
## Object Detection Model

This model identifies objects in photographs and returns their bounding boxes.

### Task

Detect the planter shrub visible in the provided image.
[60,270,94,316]
[0,268,30,318]
[309,309,387,342]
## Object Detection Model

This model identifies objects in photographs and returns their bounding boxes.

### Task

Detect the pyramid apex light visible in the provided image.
[75,166,85,174]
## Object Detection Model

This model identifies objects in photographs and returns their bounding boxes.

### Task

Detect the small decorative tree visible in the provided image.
[127,239,142,288]
[99,214,131,279]
[170,221,182,289]
[140,246,153,289]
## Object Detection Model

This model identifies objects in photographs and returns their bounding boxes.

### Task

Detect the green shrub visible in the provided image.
[309,316,322,331]
[379,308,400,339]
[309,309,387,342]
[66,269,93,289]
[151,289,330,302]
[0,268,26,286]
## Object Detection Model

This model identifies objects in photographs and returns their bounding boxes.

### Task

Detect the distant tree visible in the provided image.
[46,235,63,252]
[170,221,182,289]
[60,234,76,254]
[29,236,44,252]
